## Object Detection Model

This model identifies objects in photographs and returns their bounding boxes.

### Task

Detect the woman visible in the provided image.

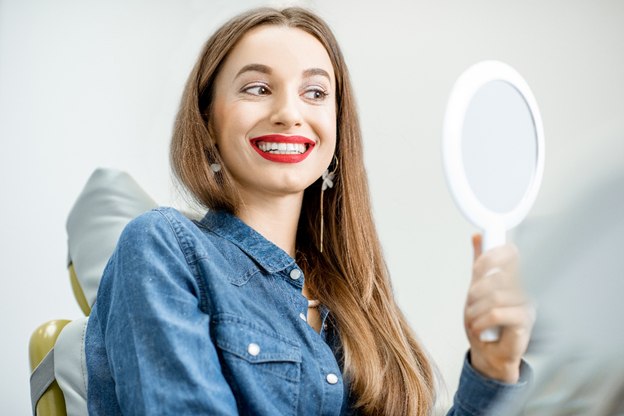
[86,7,533,415]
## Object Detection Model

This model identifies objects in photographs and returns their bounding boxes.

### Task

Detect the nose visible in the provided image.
[269,91,302,128]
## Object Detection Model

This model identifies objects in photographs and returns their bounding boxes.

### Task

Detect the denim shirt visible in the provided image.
[86,207,529,415]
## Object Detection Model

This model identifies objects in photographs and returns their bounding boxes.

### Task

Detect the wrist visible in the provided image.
[469,350,520,383]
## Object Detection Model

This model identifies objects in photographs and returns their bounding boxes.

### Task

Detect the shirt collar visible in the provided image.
[199,209,296,274]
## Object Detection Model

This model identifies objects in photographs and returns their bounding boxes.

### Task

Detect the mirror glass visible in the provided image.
[462,80,537,213]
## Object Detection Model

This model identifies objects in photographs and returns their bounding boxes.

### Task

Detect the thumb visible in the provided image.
[472,233,483,261]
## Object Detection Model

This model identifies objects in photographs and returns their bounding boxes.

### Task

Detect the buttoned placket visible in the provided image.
[196,210,345,414]
[285,265,344,415]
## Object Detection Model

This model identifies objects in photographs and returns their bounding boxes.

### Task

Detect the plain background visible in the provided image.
[1,0,623,414]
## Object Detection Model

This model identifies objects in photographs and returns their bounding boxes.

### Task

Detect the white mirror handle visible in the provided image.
[482,223,506,252]
[480,222,505,342]
[480,326,501,343]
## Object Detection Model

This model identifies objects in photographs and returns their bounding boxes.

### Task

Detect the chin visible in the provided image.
[233,165,322,198]
[273,181,311,196]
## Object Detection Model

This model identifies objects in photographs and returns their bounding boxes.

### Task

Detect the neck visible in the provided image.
[235,191,303,258]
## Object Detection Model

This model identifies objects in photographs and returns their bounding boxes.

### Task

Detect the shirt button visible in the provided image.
[299,312,307,322]
[247,343,260,356]
[326,373,339,385]
[289,269,302,280]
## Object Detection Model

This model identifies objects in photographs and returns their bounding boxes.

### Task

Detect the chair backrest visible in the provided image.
[29,168,157,416]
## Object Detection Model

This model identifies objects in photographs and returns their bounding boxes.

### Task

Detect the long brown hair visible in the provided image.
[171,7,435,415]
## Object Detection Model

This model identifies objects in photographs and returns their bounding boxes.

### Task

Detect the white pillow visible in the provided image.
[66,168,157,310]
[55,317,89,416]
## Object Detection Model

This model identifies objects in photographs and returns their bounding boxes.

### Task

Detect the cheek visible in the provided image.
[219,102,261,138]
[320,109,337,149]
[211,100,226,146]
[307,99,334,129]
[212,103,244,149]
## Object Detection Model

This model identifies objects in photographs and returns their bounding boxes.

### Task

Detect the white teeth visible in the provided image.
[257,141,307,154]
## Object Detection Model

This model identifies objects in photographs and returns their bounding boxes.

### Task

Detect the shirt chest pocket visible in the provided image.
[213,317,302,415]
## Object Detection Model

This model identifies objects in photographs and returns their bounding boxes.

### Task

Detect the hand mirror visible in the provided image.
[442,61,545,341]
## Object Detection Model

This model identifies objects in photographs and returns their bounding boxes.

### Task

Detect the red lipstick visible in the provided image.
[250,134,315,163]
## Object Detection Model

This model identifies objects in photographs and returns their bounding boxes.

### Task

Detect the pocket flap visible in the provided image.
[214,316,301,364]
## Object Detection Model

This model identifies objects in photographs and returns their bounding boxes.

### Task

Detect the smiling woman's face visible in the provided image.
[211,25,337,202]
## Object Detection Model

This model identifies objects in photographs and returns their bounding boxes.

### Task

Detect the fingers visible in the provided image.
[466,303,535,334]
[465,247,531,337]
[472,243,519,283]
[465,239,534,382]
[472,233,483,261]
[465,273,530,334]
[465,289,527,323]
[466,267,522,306]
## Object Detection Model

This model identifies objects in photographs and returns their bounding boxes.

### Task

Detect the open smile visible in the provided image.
[250,134,316,163]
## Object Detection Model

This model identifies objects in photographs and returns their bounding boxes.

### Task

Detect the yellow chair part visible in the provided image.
[69,263,91,316]
[29,320,71,416]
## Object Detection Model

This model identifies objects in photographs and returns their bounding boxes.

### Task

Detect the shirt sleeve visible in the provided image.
[446,352,532,416]
[93,210,238,415]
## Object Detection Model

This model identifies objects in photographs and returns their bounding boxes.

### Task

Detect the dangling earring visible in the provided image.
[320,156,338,253]
[210,163,222,173]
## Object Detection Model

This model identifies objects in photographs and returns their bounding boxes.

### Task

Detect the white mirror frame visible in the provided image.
[442,60,545,251]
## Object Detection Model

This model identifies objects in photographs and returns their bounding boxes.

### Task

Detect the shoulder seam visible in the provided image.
[155,208,210,313]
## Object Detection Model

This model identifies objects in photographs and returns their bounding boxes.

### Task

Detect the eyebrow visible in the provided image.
[235,64,272,79]
[234,64,331,83]
[302,68,331,82]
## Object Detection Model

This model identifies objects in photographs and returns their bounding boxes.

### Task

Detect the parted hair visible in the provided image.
[170,7,435,415]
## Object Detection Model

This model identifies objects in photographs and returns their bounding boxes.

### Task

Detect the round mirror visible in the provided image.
[443,60,544,251]
[442,61,545,341]
[462,80,537,214]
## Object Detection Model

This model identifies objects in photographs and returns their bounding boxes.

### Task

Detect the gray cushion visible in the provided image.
[66,168,157,308]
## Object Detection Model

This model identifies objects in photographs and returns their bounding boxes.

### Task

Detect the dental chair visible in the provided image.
[28,168,157,416]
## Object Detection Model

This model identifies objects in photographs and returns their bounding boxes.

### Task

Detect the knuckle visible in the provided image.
[491,290,504,306]
[488,308,501,323]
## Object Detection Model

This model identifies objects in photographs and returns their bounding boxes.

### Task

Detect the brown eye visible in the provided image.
[243,84,270,96]
[302,87,328,101]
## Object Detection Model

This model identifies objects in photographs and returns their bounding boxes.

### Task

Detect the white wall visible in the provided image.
[1,0,623,414]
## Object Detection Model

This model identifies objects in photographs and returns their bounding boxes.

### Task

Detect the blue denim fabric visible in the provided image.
[448,353,531,416]
[86,207,528,415]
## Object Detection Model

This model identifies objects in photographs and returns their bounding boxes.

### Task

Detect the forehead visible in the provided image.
[220,25,335,81]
